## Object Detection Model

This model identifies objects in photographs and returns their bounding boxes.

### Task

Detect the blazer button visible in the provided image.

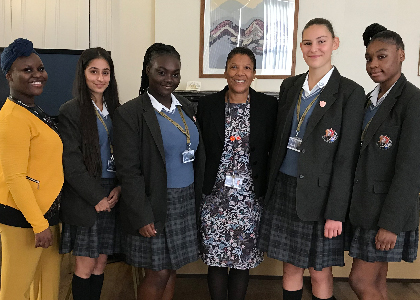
[355,179,359,184]
[252,161,257,165]
[299,175,304,179]
[301,149,305,153]
[250,147,256,152]
[254,174,259,179]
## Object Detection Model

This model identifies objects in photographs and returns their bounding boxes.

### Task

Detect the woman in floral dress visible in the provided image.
[196,47,277,300]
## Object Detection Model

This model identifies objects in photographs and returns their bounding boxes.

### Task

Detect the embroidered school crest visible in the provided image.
[377,135,392,150]
[322,128,338,143]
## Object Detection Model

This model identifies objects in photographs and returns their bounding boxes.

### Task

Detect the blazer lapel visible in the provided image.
[210,89,227,144]
[271,74,306,172]
[142,94,166,163]
[360,74,407,152]
[176,95,195,121]
[279,75,306,148]
[303,68,340,138]
[249,87,262,148]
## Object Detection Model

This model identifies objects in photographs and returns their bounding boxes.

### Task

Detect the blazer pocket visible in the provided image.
[318,174,331,187]
[373,181,391,194]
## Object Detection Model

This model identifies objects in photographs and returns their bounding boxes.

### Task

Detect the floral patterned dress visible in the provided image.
[200,102,263,270]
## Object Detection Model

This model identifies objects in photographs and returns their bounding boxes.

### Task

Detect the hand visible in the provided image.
[35,227,53,248]
[139,223,157,238]
[107,186,121,209]
[95,197,111,212]
[324,219,343,238]
[375,228,397,251]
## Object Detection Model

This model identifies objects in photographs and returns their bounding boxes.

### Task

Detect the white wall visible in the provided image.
[112,0,420,102]
[3,0,420,101]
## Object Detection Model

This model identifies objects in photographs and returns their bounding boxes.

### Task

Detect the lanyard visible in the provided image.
[95,109,113,154]
[156,106,191,146]
[295,88,323,135]
[361,118,373,142]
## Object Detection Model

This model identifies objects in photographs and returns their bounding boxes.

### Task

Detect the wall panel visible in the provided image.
[0,0,89,49]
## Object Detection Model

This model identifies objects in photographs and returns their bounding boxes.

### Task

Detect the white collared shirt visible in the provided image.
[369,82,397,107]
[147,91,181,114]
[302,66,335,98]
[92,100,109,117]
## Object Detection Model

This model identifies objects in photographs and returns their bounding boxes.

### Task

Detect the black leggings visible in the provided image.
[207,266,250,300]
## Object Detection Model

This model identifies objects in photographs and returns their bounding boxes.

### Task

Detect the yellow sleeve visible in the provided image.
[0,113,49,233]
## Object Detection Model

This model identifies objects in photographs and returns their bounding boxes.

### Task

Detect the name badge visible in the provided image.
[107,155,116,172]
[224,174,244,190]
[182,149,195,163]
[287,136,302,152]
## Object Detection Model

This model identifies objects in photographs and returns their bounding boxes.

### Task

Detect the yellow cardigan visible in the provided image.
[0,99,64,233]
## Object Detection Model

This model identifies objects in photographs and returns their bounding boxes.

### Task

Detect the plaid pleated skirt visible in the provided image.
[60,178,120,258]
[348,226,419,263]
[123,183,199,271]
[259,172,345,271]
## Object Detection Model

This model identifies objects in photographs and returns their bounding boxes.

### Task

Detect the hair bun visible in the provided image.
[363,23,387,47]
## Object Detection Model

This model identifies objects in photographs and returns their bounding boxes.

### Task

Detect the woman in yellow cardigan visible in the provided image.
[0,38,63,300]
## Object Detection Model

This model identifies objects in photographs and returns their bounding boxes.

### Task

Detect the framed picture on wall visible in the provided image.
[199,0,299,79]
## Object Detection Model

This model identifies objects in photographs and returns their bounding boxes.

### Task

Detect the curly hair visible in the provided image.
[225,47,256,71]
[362,23,404,50]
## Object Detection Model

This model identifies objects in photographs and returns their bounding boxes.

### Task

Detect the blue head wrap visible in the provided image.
[1,38,38,76]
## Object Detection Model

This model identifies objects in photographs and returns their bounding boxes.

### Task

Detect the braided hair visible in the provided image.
[73,47,120,177]
[139,43,181,95]
[363,23,404,50]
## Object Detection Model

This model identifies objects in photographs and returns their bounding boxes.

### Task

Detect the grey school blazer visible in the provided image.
[349,74,420,234]
[113,93,205,235]
[265,68,366,222]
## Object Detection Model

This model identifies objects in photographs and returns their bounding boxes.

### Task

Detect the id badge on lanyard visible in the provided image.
[107,154,116,172]
[182,144,195,163]
[157,107,195,164]
[224,173,244,189]
[287,136,302,152]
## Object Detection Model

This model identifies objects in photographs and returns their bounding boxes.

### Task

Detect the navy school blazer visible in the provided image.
[349,74,420,234]
[265,68,366,222]
[196,86,278,199]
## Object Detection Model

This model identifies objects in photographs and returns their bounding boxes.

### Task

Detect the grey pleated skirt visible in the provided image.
[348,226,418,263]
[123,183,199,271]
[60,178,120,258]
[259,172,345,271]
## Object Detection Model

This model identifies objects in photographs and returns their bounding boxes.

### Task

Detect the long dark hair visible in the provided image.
[73,47,120,177]
[139,43,180,95]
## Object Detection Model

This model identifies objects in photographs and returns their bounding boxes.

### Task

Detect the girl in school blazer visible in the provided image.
[259,18,365,300]
[348,23,420,300]
[113,43,205,300]
[58,47,121,300]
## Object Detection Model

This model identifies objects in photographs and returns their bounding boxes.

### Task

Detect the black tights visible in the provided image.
[207,266,250,300]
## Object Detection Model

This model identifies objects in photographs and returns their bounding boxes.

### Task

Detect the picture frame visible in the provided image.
[199,0,299,79]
